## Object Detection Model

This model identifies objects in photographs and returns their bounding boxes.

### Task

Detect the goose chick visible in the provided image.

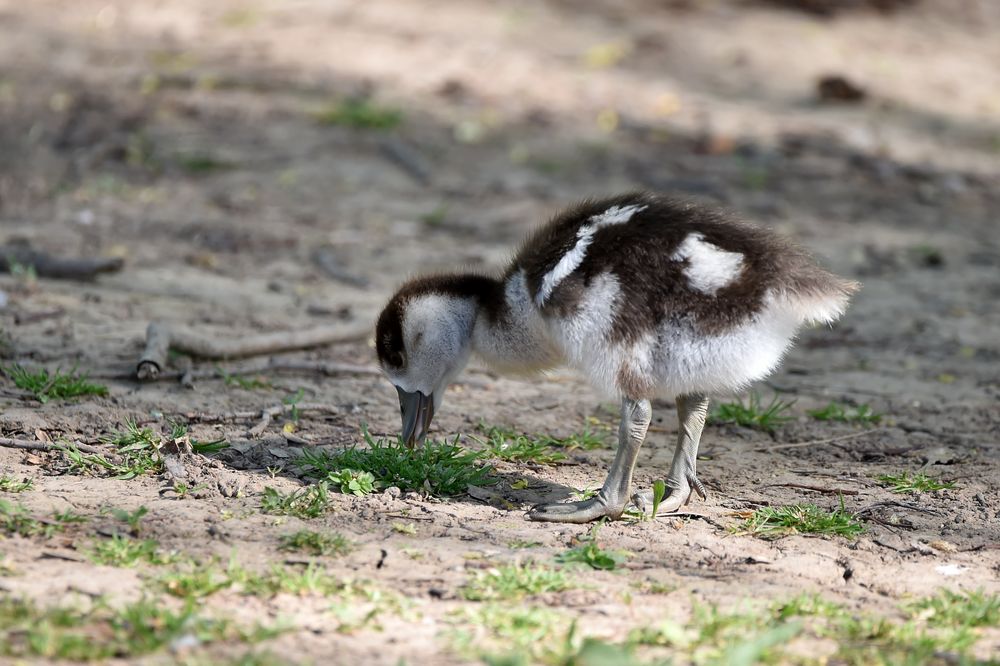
[375,192,858,523]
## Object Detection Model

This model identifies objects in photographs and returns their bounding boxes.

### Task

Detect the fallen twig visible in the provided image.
[136,321,370,380]
[378,137,432,185]
[246,411,272,437]
[182,402,339,423]
[310,247,369,287]
[855,500,943,516]
[0,437,107,455]
[754,427,885,452]
[0,243,124,280]
[766,482,860,496]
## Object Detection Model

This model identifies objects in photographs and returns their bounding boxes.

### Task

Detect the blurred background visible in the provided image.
[2,0,998,408]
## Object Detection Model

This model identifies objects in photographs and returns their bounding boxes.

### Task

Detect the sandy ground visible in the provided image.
[1,0,999,664]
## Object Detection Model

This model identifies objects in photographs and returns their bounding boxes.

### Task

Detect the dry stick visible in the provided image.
[311,247,369,288]
[184,402,338,424]
[766,482,860,496]
[135,321,370,380]
[246,411,272,437]
[0,244,124,280]
[753,427,885,452]
[0,437,107,455]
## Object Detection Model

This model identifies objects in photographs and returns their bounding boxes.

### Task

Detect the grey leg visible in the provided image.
[527,398,651,523]
[632,394,709,515]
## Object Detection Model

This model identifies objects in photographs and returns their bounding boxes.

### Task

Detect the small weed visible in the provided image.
[0,476,33,493]
[176,152,235,174]
[298,426,494,497]
[158,564,232,600]
[218,366,271,390]
[709,393,795,431]
[556,522,630,571]
[283,388,304,422]
[544,419,612,451]
[474,425,567,465]
[110,505,149,536]
[315,98,403,130]
[907,589,1000,628]
[0,596,275,660]
[166,480,209,498]
[168,421,230,455]
[160,559,370,602]
[232,562,345,598]
[89,534,177,567]
[392,521,417,535]
[809,402,882,424]
[7,258,37,283]
[508,539,541,550]
[1,501,84,538]
[571,486,598,501]
[650,479,666,520]
[877,471,956,494]
[192,438,230,454]
[279,530,352,557]
[62,446,125,477]
[52,509,87,525]
[446,605,571,663]
[260,482,331,519]
[461,563,575,601]
[1,499,61,538]
[327,468,376,496]
[420,205,448,227]
[3,364,108,403]
[624,591,994,665]
[98,419,163,479]
[631,580,676,595]
[734,500,864,540]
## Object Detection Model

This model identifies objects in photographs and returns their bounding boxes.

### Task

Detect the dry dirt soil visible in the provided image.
[1,1,999,664]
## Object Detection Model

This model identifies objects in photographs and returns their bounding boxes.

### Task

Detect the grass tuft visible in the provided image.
[1,499,84,538]
[474,425,567,465]
[709,393,795,431]
[877,471,956,494]
[907,589,1000,628]
[808,402,882,424]
[556,522,630,570]
[461,563,575,601]
[298,427,494,497]
[176,152,235,174]
[3,364,107,403]
[315,98,402,130]
[733,500,864,540]
[260,482,331,519]
[0,476,34,493]
[89,534,178,567]
[0,596,276,660]
[99,419,163,479]
[279,530,353,557]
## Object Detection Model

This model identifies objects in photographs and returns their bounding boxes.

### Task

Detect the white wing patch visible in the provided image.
[535,204,646,306]
[671,233,744,295]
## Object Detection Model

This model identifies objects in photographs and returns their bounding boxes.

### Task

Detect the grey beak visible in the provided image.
[397,387,435,447]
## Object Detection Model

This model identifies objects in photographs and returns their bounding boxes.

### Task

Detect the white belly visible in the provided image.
[548,274,801,399]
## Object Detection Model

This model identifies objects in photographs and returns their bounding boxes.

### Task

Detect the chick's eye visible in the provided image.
[388,351,404,367]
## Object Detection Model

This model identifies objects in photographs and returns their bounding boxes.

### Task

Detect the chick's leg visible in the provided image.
[632,394,709,515]
[528,398,651,523]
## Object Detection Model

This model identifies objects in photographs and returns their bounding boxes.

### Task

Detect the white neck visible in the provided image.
[472,270,561,376]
